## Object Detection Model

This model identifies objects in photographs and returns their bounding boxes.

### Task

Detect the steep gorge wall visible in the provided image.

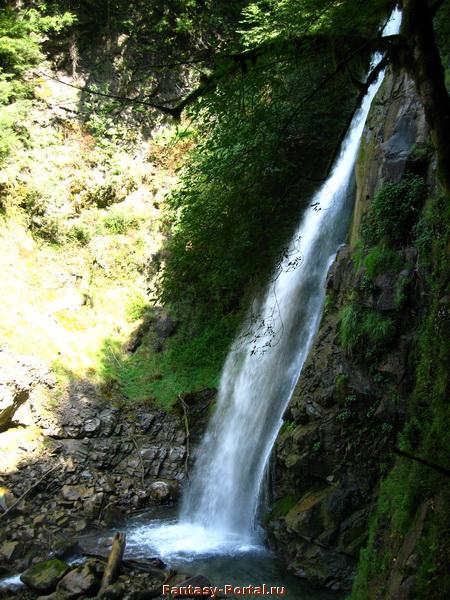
[267,69,435,594]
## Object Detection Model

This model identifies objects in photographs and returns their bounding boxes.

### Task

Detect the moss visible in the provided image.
[362,175,427,247]
[350,194,450,599]
[272,494,298,518]
[335,372,349,388]
[20,559,69,592]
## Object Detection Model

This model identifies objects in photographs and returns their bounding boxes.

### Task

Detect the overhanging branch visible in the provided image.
[394,447,450,478]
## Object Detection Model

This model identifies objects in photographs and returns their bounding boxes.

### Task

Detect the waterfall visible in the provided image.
[128,9,401,559]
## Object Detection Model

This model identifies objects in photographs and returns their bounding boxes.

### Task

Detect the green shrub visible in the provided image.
[68,223,92,245]
[363,245,403,279]
[103,212,129,234]
[0,6,74,163]
[340,303,361,355]
[125,293,147,322]
[340,302,395,360]
[362,175,427,247]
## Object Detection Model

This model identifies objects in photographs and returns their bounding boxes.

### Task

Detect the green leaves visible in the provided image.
[340,302,395,359]
[158,36,358,325]
[239,0,392,49]
[0,5,74,163]
[362,175,427,247]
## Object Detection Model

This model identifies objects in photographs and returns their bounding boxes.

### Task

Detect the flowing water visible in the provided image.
[120,9,401,598]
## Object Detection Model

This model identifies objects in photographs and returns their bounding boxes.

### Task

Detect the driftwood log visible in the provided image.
[99,531,126,595]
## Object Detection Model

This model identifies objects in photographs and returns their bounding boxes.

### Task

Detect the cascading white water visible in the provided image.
[128,9,401,560]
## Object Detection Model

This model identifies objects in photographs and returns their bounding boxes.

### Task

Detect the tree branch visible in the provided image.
[178,395,190,479]
[0,465,59,519]
[394,447,450,477]
[35,32,400,123]
[34,71,182,118]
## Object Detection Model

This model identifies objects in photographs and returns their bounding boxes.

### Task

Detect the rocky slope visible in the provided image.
[0,350,214,583]
[267,68,436,594]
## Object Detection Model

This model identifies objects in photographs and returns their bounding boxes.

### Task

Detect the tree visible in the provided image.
[400,0,450,192]
[155,0,450,192]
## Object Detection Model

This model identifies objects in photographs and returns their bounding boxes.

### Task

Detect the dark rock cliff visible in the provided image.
[267,69,434,592]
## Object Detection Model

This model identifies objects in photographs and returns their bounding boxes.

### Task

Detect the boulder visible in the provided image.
[49,535,81,559]
[148,480,179,504]
[21,559,70,593]
[0,350,53,430]
[61,485,91,502]
[57,561,102,598]
[100,581,126,599]
[0,540,23,562]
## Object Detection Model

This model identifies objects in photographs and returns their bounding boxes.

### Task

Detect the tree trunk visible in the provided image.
[401,0,450,193]
[99,532,126,596]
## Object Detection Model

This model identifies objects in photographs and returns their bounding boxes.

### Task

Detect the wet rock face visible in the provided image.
[267,294,387,591]
[351,70,431,244]
[268,70,429,593]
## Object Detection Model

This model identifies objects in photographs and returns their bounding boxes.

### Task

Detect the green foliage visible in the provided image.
[240,0,390,49]
[0,5,74,161]
[336,407,352,422]
[340,302,395,359]
[311,440,321,452]
[102,212,139,235]
[350,194,450,599]
[340,303,360,355]
[160,42,359,324]
[335,372,349,389]
[125,293,147,322]
[363,245,403,279]
[0,5,74,94]
[362,175,427,247]
[98,313,239,409]
[280,419,296,434]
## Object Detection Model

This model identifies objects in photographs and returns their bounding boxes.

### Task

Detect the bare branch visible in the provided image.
[0,465,59,519]
[394,447,450,478]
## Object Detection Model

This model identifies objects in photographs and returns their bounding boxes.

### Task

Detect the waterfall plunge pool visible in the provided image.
[77,506,343,600]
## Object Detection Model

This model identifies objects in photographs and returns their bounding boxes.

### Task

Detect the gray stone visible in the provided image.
[57,561,102,598]
[0,350,53,430]
[148,480,179,504]
[0,540,22,561]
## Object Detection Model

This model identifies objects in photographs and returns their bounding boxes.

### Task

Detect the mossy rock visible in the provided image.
[20,558,70,593]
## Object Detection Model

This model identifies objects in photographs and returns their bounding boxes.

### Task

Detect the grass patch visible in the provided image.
[97,314,240,410]
[340,302,395,360]
[363,245,403,279]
